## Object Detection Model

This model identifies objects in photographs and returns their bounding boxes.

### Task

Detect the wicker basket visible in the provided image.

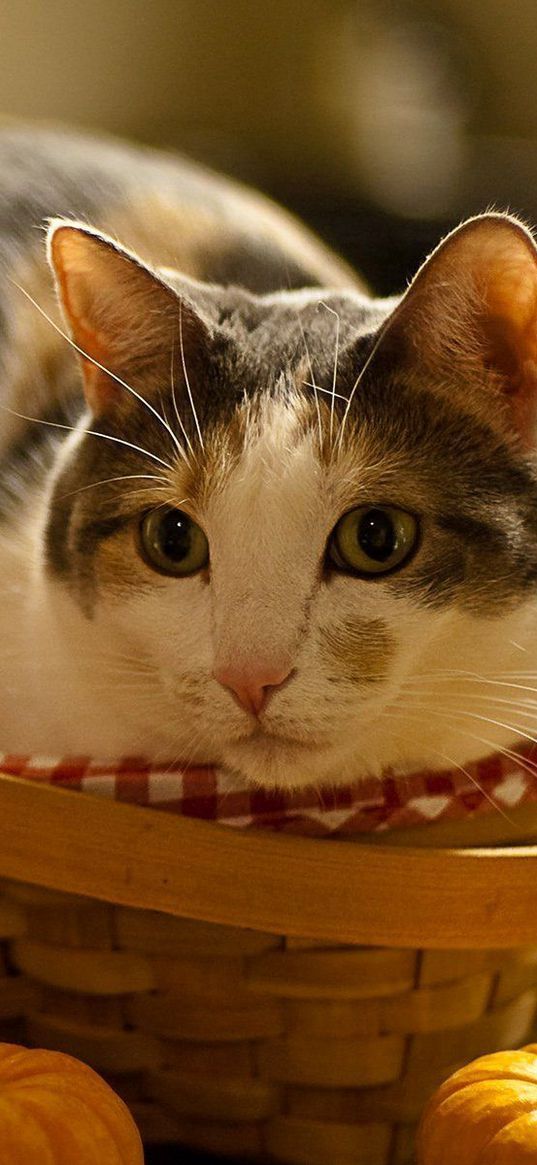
[1,775,537,1164]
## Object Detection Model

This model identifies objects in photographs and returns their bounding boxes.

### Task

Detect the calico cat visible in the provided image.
[0,122,536,794]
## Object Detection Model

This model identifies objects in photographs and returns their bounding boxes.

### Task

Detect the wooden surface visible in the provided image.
[0,774,537,948]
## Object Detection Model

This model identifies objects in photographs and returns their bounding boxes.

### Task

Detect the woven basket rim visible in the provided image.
[1,772,536,949]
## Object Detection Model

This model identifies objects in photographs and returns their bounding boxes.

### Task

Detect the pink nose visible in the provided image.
[213,662,293,716]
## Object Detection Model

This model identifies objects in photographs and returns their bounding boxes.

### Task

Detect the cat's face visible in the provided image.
[42,216,537,787]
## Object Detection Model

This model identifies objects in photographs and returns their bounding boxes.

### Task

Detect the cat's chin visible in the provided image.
[220,732,351,792]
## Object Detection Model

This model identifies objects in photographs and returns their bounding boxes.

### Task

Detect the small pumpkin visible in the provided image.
[417,1043,537,1165]
[0,1043,143,1164]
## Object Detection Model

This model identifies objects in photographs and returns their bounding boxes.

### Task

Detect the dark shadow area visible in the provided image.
[145,1149,258,1164]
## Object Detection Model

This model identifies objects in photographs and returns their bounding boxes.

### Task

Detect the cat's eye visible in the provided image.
[328,505,418,576]
[139,507,209,576]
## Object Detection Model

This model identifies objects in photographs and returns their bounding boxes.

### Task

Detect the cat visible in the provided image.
[0,122,536,794]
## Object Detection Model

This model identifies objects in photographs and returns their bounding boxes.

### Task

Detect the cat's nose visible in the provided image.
[213,662,293,716]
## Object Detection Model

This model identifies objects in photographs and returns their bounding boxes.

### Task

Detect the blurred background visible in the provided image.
[2,1,537,1160]
[2,0,537,293]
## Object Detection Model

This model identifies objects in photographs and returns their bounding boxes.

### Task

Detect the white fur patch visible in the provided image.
[2,392,537,791]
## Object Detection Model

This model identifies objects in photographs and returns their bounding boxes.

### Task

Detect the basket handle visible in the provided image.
[0,774,535,948]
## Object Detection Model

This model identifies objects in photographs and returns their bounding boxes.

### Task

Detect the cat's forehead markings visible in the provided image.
[221,392,317,486]
[184,383,397,523]
[186,387,320,510]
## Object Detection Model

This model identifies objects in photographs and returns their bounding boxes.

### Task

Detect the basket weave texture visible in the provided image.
[1,776,537,1165]
[0,882,536,1165]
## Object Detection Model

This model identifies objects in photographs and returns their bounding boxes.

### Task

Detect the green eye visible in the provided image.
[328,505,418,576]
[139,507,209,576]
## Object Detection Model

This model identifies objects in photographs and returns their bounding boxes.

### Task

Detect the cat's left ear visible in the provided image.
[385,213,537,446]
[48,220,210,417]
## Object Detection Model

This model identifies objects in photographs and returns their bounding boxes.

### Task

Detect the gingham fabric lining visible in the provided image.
[1,744,537,836]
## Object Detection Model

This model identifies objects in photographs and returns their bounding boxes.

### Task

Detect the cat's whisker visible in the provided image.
[301,381,349,403]
[382,703,524,815]
[465,735,537,782]
[336,309,400,454]
[455,712,537,744]
[394,694,537,743]
[405,669,537,698]
[294,307,323,447]
[158,392,184,461]
[118,489,172,505]
[1,406,174,471]
[400,688,537,712]
[12,280,187,461]
[57,473,169,500]
[178,301,204,453]
[152,718,220,774]
[390,698,537,748]
[427,746,514,822]
[170,333,195,459]
[379,715,513,819]
[99,654,157,669]
[100,662,159,677]
[317,300,341,446]
[481,740,537,783]
[314,785,329,813]
[492,670,537,679]
[384,706,537,791]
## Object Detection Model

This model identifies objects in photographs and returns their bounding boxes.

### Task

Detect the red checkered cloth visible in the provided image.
[1,744,537,835]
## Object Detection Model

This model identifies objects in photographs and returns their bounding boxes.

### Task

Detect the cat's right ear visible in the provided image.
[47,220,210,417]
[379,213,537,448]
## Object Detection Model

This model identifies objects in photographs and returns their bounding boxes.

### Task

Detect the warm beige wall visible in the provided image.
[430,0,537,137]
[0,0,193,141]
[1,0,537,187]
[0,0,347,178]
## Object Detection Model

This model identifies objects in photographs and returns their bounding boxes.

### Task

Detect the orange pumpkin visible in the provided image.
[0,1043,143,1163]
[417,1043,537,1164]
